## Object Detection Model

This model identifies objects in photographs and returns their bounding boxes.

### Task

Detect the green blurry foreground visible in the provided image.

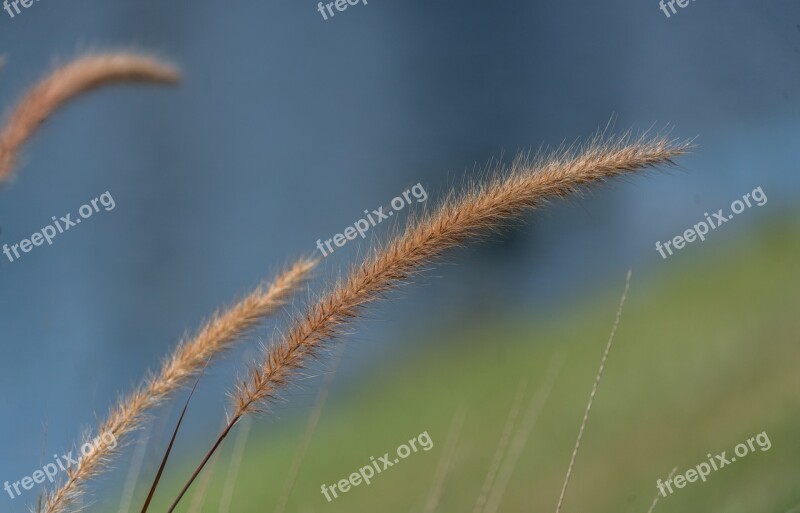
[151,217,799,513]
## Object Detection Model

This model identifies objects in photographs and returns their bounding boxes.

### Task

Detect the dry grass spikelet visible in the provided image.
[41,259,316,513]
[232,134,688,419]
[0,52,180,181]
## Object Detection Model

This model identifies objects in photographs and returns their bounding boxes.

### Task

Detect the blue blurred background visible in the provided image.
[0,1,799,511]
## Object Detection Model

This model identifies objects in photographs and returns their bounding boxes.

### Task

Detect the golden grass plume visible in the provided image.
[0,53,180,181]
[232,135,686,420]
[41,259,315,513]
